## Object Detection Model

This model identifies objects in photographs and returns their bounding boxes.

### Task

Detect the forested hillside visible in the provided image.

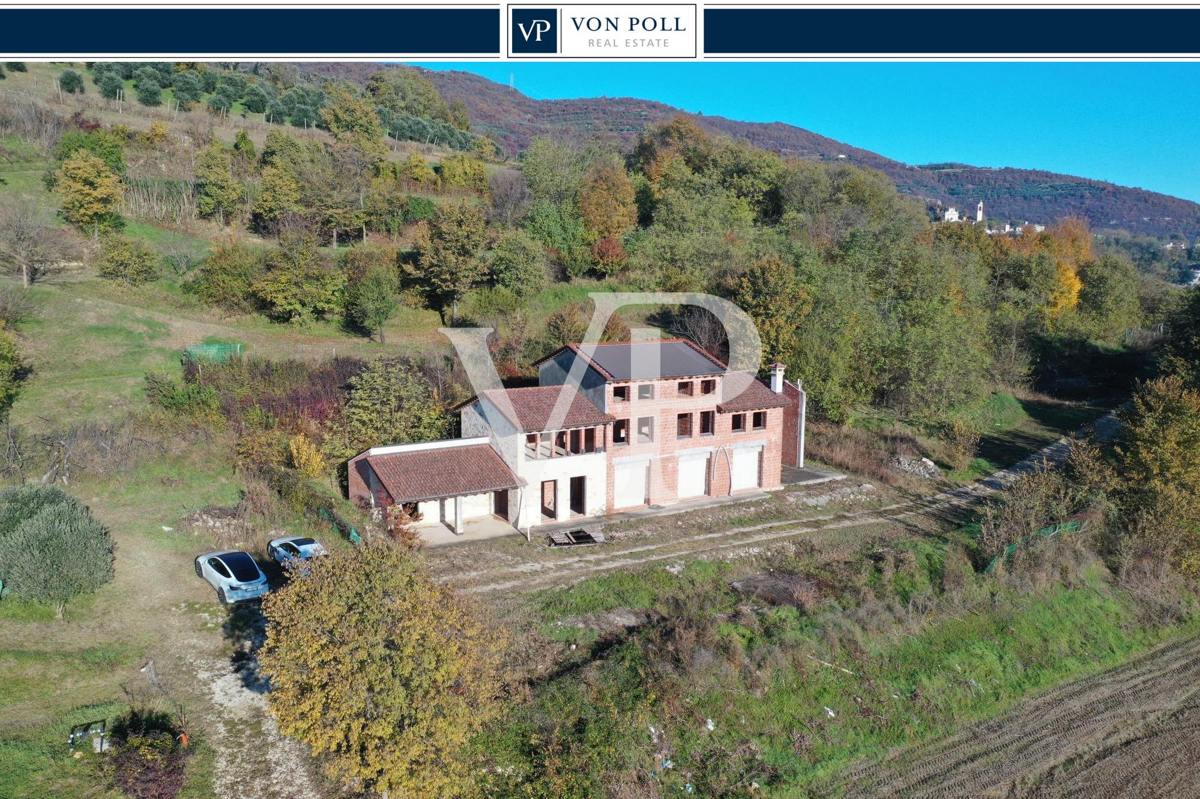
[2,60,1200,799]
[299,63,1200,239]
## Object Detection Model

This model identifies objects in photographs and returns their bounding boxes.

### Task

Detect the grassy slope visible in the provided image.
[493,544,1197,796]
[0,66,1152,796]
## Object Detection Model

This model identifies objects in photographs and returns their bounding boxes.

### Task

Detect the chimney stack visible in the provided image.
[769,362,785,394]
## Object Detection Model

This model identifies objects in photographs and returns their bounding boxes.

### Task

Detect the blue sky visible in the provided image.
[413,62,1200,203]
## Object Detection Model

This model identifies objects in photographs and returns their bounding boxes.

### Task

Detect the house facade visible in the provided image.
[347,339,806,538]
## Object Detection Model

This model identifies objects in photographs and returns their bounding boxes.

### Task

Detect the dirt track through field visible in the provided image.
[453,424,1103,595]
[840,634,1200,798]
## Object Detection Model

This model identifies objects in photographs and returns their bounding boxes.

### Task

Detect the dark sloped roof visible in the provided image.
[469,386,613,433]
[539,339,727,381]
[717,377,794,413]
[367,444,521,503]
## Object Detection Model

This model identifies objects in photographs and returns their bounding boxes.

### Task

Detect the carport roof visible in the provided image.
[366,443,521,504]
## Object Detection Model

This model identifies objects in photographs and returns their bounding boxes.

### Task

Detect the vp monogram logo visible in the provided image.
[511,8,557,53]
[517,18,552,41]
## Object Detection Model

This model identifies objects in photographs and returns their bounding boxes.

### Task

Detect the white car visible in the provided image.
[266,536,326,569]
[194,550,269,605]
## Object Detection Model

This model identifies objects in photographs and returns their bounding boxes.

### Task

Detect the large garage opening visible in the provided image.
[615,461,649,508]
[678,452,710,499]
[731,446,763,491]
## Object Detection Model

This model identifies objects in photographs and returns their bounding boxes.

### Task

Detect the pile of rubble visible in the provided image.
[892,455,943,480]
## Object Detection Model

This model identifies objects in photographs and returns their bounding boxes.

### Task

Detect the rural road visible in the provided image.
[452,415,1116,595]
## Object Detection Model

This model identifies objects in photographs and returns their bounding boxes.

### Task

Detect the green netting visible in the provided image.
[984,520,1082,573]
[183,343,242,363]
[319,506,361,544]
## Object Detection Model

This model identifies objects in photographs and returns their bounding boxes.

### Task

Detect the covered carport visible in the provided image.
[349,438,525,542]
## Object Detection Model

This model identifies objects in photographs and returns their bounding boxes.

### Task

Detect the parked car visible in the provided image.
[194,550,269,605]
[266,536,326,570]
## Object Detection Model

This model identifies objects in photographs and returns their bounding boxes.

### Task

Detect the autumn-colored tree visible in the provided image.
[288,433,326,479]
[194,143,241,223]
[251,166,302,232]
[630,115,713,188]
[1116,374,1200,575]
[416,202,489,323]
[366,67,452,123]
[726,254,812,365]
[397,152,438,189]
[449,98,471,131]
[322,357,450,460]
[545,303,587,348]
[55,150,123,233]
[439,154,488,192]
[319,83,387,162]
[1117,374,1200,505]
[578,160,637,243]
[97,233,161,285]
[191,238,265,313]
[260,543,503,797]
[252,233,344,323]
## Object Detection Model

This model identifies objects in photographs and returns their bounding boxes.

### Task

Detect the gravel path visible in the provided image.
[452,417,1114,595]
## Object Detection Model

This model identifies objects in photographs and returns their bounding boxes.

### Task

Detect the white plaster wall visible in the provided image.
[422,493,494,527]
[461,398,521,471]
[462,493,492,518]
[516,451,607,527]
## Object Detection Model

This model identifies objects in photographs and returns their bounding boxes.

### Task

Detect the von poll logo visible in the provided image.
[510,5,696,59]
[511,8,558,53]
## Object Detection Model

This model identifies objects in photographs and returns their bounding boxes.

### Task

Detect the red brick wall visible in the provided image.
[782,381,803,467]
[604,377,784,511]
[347,454,392,510]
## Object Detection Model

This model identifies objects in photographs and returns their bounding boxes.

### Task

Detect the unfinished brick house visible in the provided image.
[347,339,806,540]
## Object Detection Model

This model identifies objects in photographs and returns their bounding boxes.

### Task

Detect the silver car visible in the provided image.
[194,550,269,605]
[266,536,326,569]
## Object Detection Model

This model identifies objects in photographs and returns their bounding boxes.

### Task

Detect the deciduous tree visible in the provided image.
[490,229,547,299]
[342,247,399,343]
[54,151,124,233]
[194,143,241,223]
[323,357,450,458]
[416,201,489,323]
[259,544,503,797]
[97,233,161,285]
[0,199,77,287]
[252,233,343,323]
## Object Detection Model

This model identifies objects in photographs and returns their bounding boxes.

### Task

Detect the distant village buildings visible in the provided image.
[937,199,1047,237]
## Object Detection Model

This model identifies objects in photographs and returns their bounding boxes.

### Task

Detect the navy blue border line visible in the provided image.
[0,8,500,55]
[704,8,1200,55]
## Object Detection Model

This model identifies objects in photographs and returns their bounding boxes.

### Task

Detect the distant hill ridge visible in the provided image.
[300,63,1200,239]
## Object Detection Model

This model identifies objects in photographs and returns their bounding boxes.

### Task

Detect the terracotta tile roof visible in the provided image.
[366,444,521,503]
[534,338,729,381]
[467,386,614,433]
[717,376,794,413]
